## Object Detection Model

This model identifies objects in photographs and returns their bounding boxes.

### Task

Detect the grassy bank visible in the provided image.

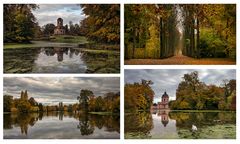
[49,35,88,43]
[125,109,236,115]
[81,49,120,54]
[4,41,79,49]
[88,112,120,115]
[170,110,236,113]
[4,43,39,49]
[4,35,88,49]
[4,38,119,51]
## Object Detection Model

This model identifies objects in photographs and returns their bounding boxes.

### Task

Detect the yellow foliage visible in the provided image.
[134,48,145,58]
[145,24,160,58]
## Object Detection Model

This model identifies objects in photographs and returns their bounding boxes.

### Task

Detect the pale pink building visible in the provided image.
[157,91,169,109]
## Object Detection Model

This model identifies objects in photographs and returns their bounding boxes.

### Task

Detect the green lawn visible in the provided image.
[4,43,39,49]
[4,35,88,49]
[50,35,88,43]
[4,41,79,49]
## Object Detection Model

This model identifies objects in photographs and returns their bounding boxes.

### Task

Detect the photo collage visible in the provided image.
[1,1,238,144]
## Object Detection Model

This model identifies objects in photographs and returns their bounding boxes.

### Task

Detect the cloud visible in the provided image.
[4,77,120,105]
[125,69,236,103]
[32,4,86,26]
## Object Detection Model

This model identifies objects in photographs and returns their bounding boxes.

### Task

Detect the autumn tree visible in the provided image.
[4,4,39,43]
[28,97,38,106]
[124,4,180,59]
[77,89,94,111]
[170,71,236,110]
[125,79,154,112]
[38,103,44,112]
[124,4,236,59]
[88,96,96,112]
[4,95,13,112]
[95,96,104,112]
[182,4,236,58]
[80,4,120,44]
[16,99,31,113]
[42,23,55,36]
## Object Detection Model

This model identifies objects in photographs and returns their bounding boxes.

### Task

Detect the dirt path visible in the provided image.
[125,55,236,65]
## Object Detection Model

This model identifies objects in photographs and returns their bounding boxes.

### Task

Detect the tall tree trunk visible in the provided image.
[197,16,200,58]
[132,26,136,58]
[125,44,128,59]
[225,17,229,57]
[160,17,163,58]
[191,18,195,57]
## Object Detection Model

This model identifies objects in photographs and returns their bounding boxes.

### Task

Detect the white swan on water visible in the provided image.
[192,124,198,131]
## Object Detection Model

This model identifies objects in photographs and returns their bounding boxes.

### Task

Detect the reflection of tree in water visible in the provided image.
[90,115,105,129]
[59,112,63,120]
[76,113,120,135]
[169,111,236,129]
[104,115,120,133]
[4,46,120,73]
[38,112,43,120]
[4,112,120,136]
[125,112,153,138]
[4,114,13,129]
[77,113,94,136]
[90,114,120,133]
[3,113,39,135]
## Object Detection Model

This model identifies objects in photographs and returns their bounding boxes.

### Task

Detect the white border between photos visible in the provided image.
[0,0,239,144]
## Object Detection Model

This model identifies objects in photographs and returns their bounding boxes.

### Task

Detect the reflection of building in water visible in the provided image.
[158,110,169,127]
[54,18,65,35]
[54,47,64,62]
[44,47,81,62]
[158,91,169,110]
[152,92,170,127]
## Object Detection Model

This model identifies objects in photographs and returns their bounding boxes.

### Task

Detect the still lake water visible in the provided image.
[4,112,120,139]
[4,47,120,73]
[125,111,236,139]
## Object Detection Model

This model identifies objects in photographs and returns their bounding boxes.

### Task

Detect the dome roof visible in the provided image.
[57,18,63,21]
[161,119,169,127]
[162,91,169,98]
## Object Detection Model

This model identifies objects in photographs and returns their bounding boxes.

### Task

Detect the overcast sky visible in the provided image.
[125,69,236,103]
[4,77,120,105]
[32,4,86,26]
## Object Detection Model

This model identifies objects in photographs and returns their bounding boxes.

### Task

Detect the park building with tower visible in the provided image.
[151,91,170,110]
[54,18,65,35]
[157,91,169,110]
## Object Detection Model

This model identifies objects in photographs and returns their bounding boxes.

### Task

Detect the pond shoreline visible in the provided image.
[4,41,120,50]
[4,111,119,116]
[125,109,236,115]
[4,112,120,139]
[125,111,236,139]
[4,46,120,73]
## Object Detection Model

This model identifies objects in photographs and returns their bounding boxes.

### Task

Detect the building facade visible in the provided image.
[157,91,169,109]
[54,18,65,35]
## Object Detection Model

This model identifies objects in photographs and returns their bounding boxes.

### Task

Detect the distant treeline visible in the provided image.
[4,89,120,113]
